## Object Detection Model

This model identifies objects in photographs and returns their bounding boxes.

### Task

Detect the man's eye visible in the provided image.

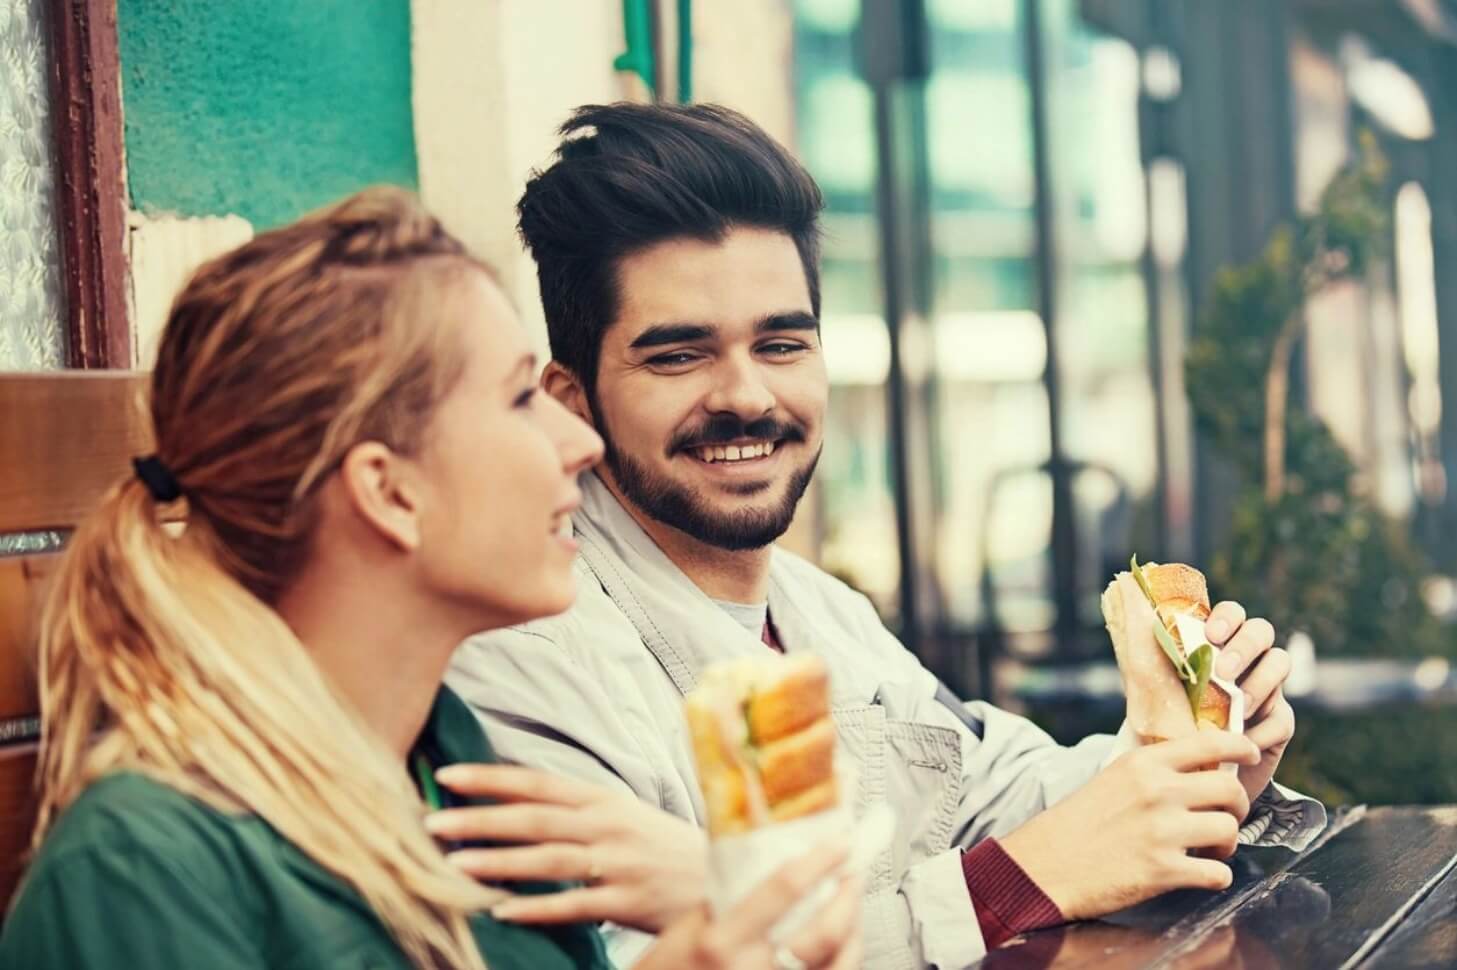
[648,352,700,367]
[514,388,536,408]
[760,342,806,356]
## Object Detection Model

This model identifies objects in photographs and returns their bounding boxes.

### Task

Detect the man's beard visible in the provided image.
[596,409,820,551]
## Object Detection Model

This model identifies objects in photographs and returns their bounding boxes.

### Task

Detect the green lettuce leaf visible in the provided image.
[1185,643,1214,715]
[1152,615,1196,684]
[1129,554,1157,605]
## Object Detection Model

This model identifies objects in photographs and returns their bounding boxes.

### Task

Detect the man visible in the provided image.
[448,103,1322,969]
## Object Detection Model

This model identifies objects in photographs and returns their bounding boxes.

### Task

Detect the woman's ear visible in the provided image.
[541,361,593,426]
[337,442,422,552]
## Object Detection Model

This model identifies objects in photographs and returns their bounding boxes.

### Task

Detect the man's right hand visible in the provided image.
[998,731,1262,921]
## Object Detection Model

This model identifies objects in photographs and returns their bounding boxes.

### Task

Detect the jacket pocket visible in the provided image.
[883,719,963,867]
[830,703,896,893]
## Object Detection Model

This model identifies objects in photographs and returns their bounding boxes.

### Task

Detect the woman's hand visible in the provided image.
[635,841,864,970]
[426,764,707,933]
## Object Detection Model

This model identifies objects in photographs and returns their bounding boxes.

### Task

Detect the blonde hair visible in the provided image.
[36,188,503,969]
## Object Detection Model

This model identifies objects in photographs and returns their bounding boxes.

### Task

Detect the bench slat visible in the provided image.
[0,554,53,725]
[0,373,151,533]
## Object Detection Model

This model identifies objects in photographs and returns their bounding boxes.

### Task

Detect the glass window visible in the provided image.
[794,3,902,614]
[0,0,67,370]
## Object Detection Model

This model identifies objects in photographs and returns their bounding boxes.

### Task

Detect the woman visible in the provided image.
[0,188,860,969]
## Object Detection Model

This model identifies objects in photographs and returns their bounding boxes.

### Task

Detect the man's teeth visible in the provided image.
[697,441,777,463]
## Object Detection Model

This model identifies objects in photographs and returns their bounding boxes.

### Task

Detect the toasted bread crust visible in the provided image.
[758,716,836,804]
[746,654,830,744]
[685,655,840,836]
[1104,574,1199,743]
[769,779,839,822]
[1197,680,1232,730]
[1141,562,1211,614]
[684,700,751,836]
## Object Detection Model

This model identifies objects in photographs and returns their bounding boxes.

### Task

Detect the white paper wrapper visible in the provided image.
[1108,614,1246,772]
[706,803,896,943]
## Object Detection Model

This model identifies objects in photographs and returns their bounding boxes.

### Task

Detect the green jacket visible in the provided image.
[0,689,614,970]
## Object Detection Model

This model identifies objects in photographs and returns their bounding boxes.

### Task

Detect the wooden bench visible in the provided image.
[0,372,151,914]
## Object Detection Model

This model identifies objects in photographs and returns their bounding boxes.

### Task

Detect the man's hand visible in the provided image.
[998,731,1262,921]
[1204,601,1297,807]
[426,764,708,933]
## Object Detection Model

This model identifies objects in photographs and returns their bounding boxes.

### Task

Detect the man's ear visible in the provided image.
[541,361,594,427]
[336,442,422,552]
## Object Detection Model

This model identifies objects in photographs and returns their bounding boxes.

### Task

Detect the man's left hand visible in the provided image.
[1204,601,1297,810]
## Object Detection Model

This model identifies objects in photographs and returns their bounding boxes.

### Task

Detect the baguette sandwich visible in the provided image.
[1101,557,1238,745]
[685,653,839,837]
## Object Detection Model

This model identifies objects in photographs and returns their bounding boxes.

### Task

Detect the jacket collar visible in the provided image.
[572,473,877,708]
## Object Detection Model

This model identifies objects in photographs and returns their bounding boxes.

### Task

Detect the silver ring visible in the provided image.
[772,945,807,970]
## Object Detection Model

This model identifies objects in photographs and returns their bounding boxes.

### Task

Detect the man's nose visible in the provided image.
[703,354,775,420]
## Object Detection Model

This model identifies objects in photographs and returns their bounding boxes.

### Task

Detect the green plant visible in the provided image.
[1185,133,1452,661]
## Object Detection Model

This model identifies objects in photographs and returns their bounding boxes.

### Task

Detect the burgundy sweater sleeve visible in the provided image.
[961,838,1064,949]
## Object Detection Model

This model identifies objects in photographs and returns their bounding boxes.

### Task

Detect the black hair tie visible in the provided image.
[132,456,184,503]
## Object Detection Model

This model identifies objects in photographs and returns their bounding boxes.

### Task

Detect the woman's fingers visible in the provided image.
[782,872,863,968]
[433,763,602,807]
[489,885,628,925]
[425,802,586,843]
[720,840,849,942]
[447,843,595,883]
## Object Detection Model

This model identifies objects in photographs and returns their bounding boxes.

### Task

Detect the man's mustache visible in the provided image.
[668,414,807,455]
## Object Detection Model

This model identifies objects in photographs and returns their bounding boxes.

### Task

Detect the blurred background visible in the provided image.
[4,0,1457,805]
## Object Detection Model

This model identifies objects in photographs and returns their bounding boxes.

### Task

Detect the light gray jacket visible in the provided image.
[448,475,1325,969]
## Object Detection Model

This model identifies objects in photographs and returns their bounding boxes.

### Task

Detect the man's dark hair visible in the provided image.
[517,102,824,398]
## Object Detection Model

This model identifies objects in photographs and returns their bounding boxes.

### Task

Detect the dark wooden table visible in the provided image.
[975,806,1457,969]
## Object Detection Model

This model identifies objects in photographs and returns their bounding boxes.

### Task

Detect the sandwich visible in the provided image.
[685,653,839,837]
[1101,556,1238,745]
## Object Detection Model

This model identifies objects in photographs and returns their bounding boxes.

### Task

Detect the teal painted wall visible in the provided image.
[117,0,419,229]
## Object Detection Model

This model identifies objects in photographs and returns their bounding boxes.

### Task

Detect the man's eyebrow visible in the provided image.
[628,323,716,350]
[757,311,819,334]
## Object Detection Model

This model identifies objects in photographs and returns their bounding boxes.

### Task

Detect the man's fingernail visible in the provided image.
[423,812,452,835]
[1206,619,1229,643]
[1218,651,1242,679]
[1243,691,1255,711]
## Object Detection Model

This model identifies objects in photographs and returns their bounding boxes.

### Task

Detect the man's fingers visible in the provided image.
[1236,648,1290,717]
[1246,699,1295,753]
[1251,684,1284,722]
[721,840,849,941]
[425,803,586,844]
[1180,810,1242,853]
[1216,617,1275,681]
[433,763,600,807]
[1170,855,1235,893]
[447,843,595,883]
[1158,731,1260,771]
[489,885,626,925]
[1204,601,1248,647]
[1178,771,1251,820]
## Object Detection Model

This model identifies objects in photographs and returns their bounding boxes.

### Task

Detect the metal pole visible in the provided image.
[860,0,936,655]
[871,83,924,653]
[1021,0,1082,654]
